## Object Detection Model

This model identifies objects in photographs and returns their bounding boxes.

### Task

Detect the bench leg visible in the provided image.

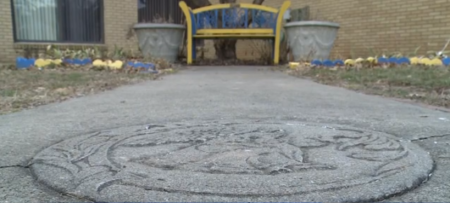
[273,36,281,65]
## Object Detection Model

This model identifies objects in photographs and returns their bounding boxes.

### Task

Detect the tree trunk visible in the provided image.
[184,0,265,60]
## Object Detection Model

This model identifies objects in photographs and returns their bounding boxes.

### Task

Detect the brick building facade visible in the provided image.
[227,0,450,60]
[0,0,137,63]
[1,0,449,63]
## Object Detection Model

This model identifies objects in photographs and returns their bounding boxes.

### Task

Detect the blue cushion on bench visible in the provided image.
[193,8,277,30]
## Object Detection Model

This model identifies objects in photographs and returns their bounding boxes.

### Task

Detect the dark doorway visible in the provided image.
[138,0,184,24]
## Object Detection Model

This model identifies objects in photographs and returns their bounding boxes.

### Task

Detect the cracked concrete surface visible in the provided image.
[1,66,450,202]
[409,133,450,142]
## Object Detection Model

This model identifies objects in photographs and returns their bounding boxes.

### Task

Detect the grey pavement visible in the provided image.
[1,66,449,202]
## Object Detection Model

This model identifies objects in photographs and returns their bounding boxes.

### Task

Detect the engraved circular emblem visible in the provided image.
[31,121,434,202]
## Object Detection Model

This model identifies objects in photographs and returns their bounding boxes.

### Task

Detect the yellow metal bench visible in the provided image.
[179,1,291,65]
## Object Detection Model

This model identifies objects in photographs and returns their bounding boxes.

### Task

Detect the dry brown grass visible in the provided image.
[0,67,174,115]
[283,65,450,109]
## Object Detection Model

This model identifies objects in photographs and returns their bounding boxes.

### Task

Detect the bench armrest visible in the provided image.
[275,1,291,37]
[179,1,196,35]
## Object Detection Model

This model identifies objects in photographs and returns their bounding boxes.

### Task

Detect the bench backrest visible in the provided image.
[179,1,291,33]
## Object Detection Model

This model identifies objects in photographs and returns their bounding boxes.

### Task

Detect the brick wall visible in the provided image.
[288,0,450,59]
[0,0,15,63]
[103,0,138,51]
[206,0,450,60]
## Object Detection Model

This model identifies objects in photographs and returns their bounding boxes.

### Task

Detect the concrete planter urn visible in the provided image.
[284,21,340,61]
[134,23,185,62]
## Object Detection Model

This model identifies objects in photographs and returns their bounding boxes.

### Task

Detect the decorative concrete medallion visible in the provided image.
[31,121,433,202]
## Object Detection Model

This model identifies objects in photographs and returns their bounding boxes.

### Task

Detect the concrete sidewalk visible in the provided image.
[1,66,449,202]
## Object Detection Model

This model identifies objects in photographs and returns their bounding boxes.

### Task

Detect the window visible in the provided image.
[11,0,104,43]
[138,0,183,24]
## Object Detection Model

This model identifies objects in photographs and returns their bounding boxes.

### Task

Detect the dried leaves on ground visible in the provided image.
[285,65,450,109]
[0,67,172,115]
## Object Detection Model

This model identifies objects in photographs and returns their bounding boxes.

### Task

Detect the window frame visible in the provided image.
[10,0,105,44]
